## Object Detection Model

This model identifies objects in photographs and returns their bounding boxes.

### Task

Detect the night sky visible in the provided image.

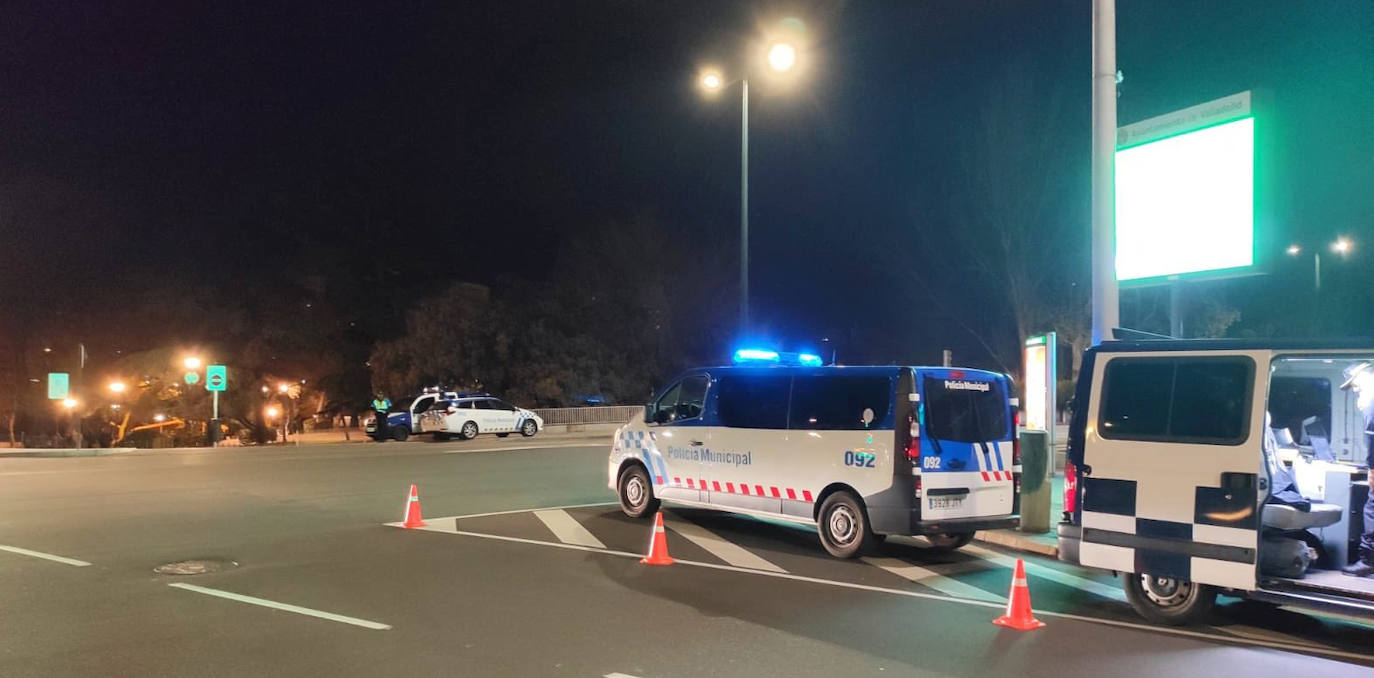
[3,1,1371,367]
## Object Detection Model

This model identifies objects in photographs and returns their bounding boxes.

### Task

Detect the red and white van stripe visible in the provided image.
[670,477,814,502]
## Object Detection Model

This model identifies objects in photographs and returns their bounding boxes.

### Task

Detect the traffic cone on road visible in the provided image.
[401,484,426,529]
[993,558,1045,630]
[639,511,674,566]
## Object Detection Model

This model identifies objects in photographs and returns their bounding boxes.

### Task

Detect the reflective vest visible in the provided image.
[372,398,391,412]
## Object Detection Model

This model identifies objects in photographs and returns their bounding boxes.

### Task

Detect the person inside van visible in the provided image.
[1340,362,1374,578]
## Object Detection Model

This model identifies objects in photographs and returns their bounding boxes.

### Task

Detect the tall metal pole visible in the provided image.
[1090,0,1120,345]
[211,390,219,448]
[1314,252,1322,292]
[740,78,750,333]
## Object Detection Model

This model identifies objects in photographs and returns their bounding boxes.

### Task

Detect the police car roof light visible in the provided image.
[733,349,780,363]
[798,353,824,367]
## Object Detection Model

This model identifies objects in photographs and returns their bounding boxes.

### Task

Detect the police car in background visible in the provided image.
[608,350,1020,558]
[417,394,543,440]
[366,389,462,441]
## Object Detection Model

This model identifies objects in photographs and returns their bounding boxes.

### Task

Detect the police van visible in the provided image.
[1057,338,1374,625]
[608,351,1021,558]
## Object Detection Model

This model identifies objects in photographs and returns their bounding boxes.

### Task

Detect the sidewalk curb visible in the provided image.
[0,447,138,458]
[974,529,1059,558]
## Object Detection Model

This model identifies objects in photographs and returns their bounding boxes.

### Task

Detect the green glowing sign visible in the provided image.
[1115,93,1255,284]
[47,373,69,400]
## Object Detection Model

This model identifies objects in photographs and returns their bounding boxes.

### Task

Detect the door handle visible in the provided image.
[689,440,704,447]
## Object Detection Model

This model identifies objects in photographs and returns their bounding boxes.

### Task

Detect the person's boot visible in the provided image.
[1342,559,1374,577]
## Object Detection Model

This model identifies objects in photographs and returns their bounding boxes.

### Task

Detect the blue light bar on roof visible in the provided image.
[798,353,824,367]
[733,348,780,363]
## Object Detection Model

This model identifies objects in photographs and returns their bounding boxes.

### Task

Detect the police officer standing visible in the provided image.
[371,392,392,441]
[1341,362,1374,577]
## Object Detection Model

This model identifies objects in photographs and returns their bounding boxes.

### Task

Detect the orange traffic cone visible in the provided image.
[402,484,426,528]
[993,558,1045,630]
[639,511,675,566]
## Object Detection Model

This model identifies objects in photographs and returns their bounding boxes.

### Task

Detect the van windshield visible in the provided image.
[922,375,1008,442]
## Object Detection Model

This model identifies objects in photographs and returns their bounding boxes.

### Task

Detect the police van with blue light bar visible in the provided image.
[608,349,1021,558]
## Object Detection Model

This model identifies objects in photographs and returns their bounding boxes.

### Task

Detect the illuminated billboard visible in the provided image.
[1115,93,1255,283]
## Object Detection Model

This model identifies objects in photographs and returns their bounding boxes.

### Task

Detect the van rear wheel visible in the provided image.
[817,491,874,559]
[1123,573,1217,626]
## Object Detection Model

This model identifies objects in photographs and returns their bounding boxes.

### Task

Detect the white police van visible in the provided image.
[1057,338,1374,625]
[366,390,462,441]
[608,350,1021,558]
[416,394,543,440]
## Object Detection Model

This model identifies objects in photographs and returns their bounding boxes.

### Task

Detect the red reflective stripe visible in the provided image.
[770,486,781,498]
[786,488,797,500]
[981,472,991,482]
[673,477,680,485]
[712,481,721,492]
[655,476,663,485]
[726,482,735,493]
[686,478,694,489]
[699,479,706,490]
[741,484,750,495]
[755,485,765,496]
[803,490,814,502]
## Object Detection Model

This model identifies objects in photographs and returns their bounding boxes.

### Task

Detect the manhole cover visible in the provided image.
[154,558,238,575]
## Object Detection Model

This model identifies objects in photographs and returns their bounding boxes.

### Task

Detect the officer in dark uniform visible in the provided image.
[1341,362,1374,577]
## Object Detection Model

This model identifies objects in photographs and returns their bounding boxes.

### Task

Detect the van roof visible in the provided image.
[1092,337,1374,354]
[685,365,1008,378]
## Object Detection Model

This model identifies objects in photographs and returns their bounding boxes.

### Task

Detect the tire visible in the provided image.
[460,421,479,440]
[817,491,874,559]
[391,427,409,442]
[617,465,659,518]
[1122,573,1217,626]
[520,420,538,437]
[496,433,510,438]
[926,532,974,551]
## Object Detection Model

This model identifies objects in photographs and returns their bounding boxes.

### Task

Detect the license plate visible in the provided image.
[929,495,964,510]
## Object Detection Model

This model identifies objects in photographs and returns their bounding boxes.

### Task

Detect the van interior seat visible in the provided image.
[1261,502,1343,531]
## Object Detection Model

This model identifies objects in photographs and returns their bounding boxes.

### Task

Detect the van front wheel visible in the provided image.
[817,491,874,559]
[1123,573,1216,626]
[617,465,659,518]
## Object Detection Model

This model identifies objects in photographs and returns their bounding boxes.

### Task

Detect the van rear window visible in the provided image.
[922,376,1008,442]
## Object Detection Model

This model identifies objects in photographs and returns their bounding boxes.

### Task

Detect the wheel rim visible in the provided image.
[827,505,858,546]
[1140,575,1192,608]
[625,475,646,508]
[463,423,476,437]
[523,421,536,434]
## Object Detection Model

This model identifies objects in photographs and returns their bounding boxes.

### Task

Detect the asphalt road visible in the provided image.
[1,435,1371,677]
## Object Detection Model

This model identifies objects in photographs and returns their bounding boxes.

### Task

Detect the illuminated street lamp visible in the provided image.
[1333,237,1353,255]
[278,383,290,394]
[265,406,280,419]
[1287,237,1355,292]
[108,381,127,394]
[154,413,166,423]
[184,356,203,370]
[62,398,78,410]
[698,31,806,334]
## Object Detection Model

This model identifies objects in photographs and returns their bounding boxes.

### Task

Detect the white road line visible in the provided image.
[441,443,607,455]
[963,544,1126,601]
[862,557,1001,602]
[168,583,391,630]
[0,544,91,567]
[413,527,1374,664]
[605,673,643,678]
[385,502,619,527]
[533,509,607,549]
[1211,624,1332,649]
[667,519,786,572]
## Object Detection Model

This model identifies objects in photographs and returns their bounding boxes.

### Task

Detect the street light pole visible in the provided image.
[1090,0,1119,345]
[740,78,750,333]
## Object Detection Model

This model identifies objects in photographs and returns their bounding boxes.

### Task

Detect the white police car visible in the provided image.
[417,394,543,440]
[366,390,461,441]
[608,349,1021,558]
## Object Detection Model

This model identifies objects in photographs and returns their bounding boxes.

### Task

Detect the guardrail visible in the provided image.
[531,405,641,425]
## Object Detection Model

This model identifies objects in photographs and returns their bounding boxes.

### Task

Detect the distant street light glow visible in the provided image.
[108,381,127,393]
[1333,237,1353,255]
[278,383,290,394]
[154,413,166,422]
[700,71,722,90]
[184,356,203,370]
[266,406,280,419]
[766,42,797,72]
[62,398,78,410]
[1286,244,1301,256]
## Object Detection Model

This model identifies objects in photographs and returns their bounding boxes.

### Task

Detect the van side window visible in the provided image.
[1100,357,1253,445]
[649,375,708,424]
[718,375,791,429]
[789,376,891,430]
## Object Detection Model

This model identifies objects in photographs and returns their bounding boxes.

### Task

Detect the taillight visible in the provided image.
[1011,409,1022,465]
[913,476,923,498]
[1064,460,1078,514]
[904,413,920,463]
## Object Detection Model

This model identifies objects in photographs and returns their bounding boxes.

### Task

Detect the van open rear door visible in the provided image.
[1077,353,1263,591]
[916,369,1015,521]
